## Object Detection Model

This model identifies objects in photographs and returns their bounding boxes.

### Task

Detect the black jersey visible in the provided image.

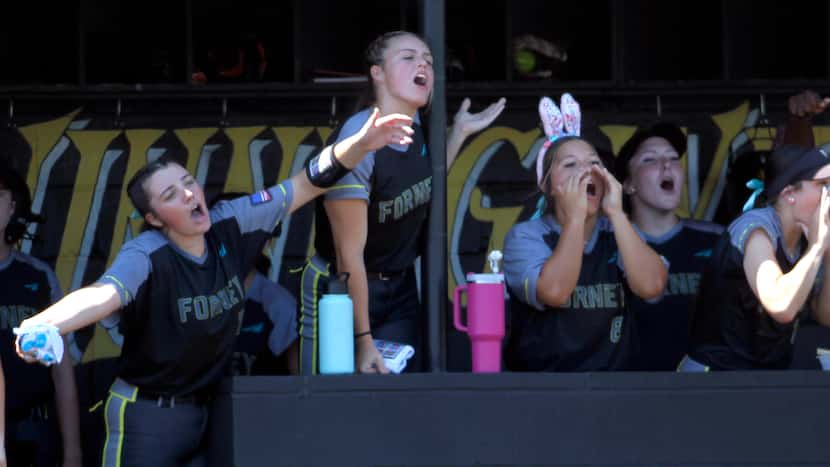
[689,207,806,370]
[629,219,723,370]
[99,183,292,396]
[0,250,61,415]
[314,108,431,273]
[503,215,636,371]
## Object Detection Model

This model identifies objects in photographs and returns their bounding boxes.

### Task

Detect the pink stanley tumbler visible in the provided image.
[453,251,505,373]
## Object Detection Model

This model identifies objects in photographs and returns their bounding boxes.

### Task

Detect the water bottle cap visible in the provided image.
[487,250,503,273]
[466,273,504,284]
[328,272,350,294]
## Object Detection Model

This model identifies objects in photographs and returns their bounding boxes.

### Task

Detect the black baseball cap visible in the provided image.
[615,122,686,181]
[765,145,830,200]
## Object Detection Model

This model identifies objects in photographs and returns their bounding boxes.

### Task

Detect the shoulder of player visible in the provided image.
[8,250,54,276]
[726,207,779,250]
[679,218,725,236]
[121,230,169,257]
[337,109,375,140]
[507,215,557,242]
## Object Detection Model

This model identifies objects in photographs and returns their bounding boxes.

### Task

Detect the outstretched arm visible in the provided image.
[17,284,121,362]
[446,98,506,168]
[288,109,414,214]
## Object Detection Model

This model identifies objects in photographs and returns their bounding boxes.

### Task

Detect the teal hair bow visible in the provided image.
[530,196,547,220]
[742,178,764,212]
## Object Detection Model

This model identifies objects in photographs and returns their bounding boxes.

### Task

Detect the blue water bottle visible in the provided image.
[319,272,355,374]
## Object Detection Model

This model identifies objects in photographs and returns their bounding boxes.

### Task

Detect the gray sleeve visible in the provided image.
[97,235,156,307]
[264,281,298,356]
[503,221,551,311]
[249,274,298,356]
[729,211,777,254]
[324,109,375,202]
[209,181,294,237]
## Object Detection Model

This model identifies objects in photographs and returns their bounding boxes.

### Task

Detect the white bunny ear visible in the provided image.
[538,96,563,138]
[536,145,547,187]
[560,93,581,136]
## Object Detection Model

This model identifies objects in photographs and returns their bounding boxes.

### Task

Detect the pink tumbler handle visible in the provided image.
[453,284,468,332]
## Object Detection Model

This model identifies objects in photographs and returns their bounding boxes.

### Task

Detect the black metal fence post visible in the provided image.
[421,0,447,372]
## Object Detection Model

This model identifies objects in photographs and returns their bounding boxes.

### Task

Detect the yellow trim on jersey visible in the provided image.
[327,184,367,191]
[89,400,103,413]
[307,260,331,277]
[299,258,330,374]
[278,184,288,211]
[102,274,131,303]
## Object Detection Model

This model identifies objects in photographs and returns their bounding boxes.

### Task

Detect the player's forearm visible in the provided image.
[764,244,823,323]
[608,211,667,300]
[22,284,120,335]
[537,222,584,307]
[333,129,372,170]
[287,173,325,214]
[337,257,371,336]
[446,125,469,169]
[288,135,373,214]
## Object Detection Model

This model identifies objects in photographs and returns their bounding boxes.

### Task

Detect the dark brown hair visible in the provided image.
[126,158,182,231]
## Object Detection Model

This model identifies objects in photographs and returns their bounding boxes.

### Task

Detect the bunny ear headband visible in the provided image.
[536,93,581,187]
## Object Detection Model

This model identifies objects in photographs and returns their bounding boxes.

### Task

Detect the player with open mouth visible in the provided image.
[615,122,723,371]
[13,104,414,466]
[300,30,505,376]
[503,94,668,372]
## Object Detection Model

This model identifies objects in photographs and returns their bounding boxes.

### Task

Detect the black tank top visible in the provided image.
[689,208,806,370]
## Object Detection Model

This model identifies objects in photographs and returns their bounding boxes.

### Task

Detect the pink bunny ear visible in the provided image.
[538,96,563,138]
[536,96,564,187]
[560,93,581,136]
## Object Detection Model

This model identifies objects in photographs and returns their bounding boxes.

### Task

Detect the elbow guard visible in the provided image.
[305,144,350,188]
